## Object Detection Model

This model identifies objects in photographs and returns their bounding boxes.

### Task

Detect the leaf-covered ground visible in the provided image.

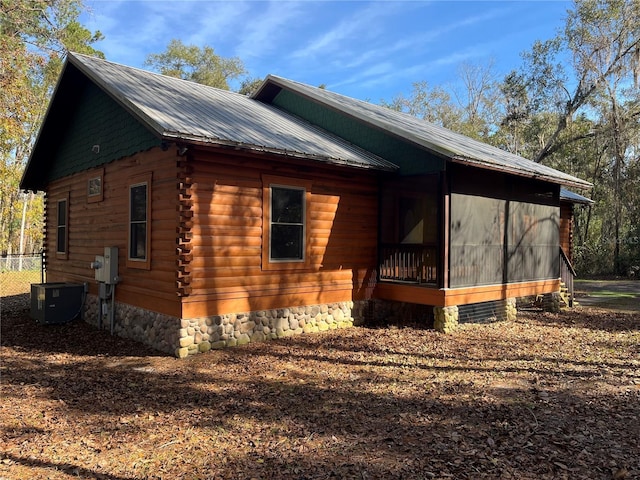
[1,293,639,480]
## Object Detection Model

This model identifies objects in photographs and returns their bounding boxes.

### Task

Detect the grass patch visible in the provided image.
[587,291,636,298]
[574,279,640,312]
[0,270,42,296]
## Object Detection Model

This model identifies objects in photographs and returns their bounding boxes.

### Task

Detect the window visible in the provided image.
[262,175,311,270]
[129,184,147,259]
[127,173,152,269]
[270,186,305,261]
[56,197,68,256]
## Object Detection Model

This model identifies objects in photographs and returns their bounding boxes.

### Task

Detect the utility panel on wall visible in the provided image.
[91,246,119,284]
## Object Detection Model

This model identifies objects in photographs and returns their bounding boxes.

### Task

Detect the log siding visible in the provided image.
[177,157,194,296]
[43,147,182,318]
[180,149,380,319]
[560,203,573,262]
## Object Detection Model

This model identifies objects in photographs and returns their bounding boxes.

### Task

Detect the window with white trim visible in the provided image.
[127,173,152,269]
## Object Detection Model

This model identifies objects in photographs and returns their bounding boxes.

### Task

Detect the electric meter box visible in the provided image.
[93,246,118,284]
[30,283,84,325]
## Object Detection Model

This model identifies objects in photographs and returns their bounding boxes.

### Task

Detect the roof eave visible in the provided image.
[560,188,594,205]
[257,76,594,190]
[69,58,395,173]
[449,156,593,190]
[565,197,594,205]
[161,132,399,172]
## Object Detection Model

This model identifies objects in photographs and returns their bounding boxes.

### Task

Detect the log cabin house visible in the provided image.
[21,53,592,356]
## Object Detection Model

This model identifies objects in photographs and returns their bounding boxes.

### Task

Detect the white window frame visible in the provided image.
[127,173,152,269]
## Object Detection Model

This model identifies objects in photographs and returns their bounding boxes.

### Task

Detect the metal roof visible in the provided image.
[560,188,593,205]
[254,75,593,190]
[67,53,397,172]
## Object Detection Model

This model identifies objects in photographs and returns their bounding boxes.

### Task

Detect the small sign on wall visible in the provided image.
[87,168,104,203]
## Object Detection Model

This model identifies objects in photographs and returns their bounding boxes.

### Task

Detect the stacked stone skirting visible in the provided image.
[83,295,357,357]
[84,295,179,354]
[505,298,518,321]
[175,302,356,358]
[542,292,563,313]
[83,294,518,356]
[434,306,459,333]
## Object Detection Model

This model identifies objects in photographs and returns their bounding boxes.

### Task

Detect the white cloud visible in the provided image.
[79,0,569,102]
[83,1,177,66]
[284,3,507,88]
[289,2,402,60]
[181,1,254,52]
[233,1,309,60]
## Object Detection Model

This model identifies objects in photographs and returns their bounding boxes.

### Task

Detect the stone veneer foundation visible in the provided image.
[83,295,518,357]
[434,305,459,333]
[84,295,360,357]
[174,301,357,358]
[84,294,180,354]
[542,292,564,312]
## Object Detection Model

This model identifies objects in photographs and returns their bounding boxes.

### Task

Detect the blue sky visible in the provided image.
[81,0,572,102]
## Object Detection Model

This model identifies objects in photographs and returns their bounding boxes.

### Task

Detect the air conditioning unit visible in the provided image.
[30,283,84,325]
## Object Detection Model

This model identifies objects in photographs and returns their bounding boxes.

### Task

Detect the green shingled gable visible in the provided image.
[47,81,159,182]
[271,89,444,175]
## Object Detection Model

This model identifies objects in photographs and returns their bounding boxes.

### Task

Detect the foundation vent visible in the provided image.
[458,300,507,324]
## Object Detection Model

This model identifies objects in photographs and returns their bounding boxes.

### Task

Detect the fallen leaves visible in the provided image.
[1,294,639,479]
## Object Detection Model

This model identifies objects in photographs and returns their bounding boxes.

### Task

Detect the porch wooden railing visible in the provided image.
[560,247,576,307]
[379,244,438,285]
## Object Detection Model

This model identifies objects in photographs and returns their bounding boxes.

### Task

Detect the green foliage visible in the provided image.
[380,63,502,145]
[381,80,464,131]
[238,77,264,96]
[0,0,103,254]
[144,39,245,90]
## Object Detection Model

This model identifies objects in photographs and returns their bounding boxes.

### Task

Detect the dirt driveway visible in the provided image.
[574,279,640,313]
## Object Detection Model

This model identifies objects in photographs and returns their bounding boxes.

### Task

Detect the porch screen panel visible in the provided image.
[450,194,505,288]
[507,202,559,282]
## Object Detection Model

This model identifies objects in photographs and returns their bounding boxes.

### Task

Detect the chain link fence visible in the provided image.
[0,253,44,297]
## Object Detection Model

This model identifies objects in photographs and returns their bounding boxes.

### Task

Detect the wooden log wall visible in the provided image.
[43,147,182,317]
[560,203,573,262]
[181,149,380,319]
[177,157,194,297]
[43,144,381,321]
